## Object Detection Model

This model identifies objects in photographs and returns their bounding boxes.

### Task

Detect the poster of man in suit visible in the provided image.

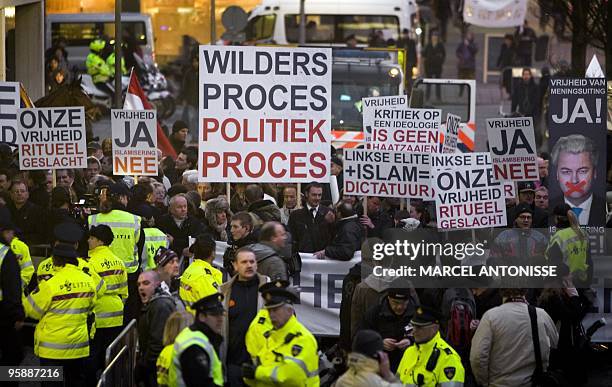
[548,77,607,227]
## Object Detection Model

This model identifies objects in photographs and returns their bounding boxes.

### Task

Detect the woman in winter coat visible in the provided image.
[204,196,232,242]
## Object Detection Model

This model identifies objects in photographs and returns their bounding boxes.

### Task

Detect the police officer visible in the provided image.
[0,216,34,292]
[179,234,222,314]
[106,41,127,79]
[85,225,128,385]
[85,38,114,97]
[242,281,319,386]
[136,205,169,271]
[89,182,142,321]
[0,209,25,384]
[168,293,225,387]
[24,242,98,387]
[396,306,465,386]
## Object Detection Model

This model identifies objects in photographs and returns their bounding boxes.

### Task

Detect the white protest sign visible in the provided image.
[442,113,461,153]
[431,152,507,229]
[487,117,538,182]
[368,108,441,153]
[362,95,408,143]
[344,149,433,199]
[18,107,87,170]
[111,109,158,176]
[199,45,332,182]
[0,82,20,147]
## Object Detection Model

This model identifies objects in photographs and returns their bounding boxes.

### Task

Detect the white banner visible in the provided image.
[487,117,538,182]
[442,113,461,153]
[431,152,507,229]
[344,149,433,199]
[199,45,332,182]
[111,109,158,176]
[362,95,408,143]
[0,82,20,148]
[463,0,527,28]
[214,241,357,336]
[17,107,87,170]
[367,108,441,153]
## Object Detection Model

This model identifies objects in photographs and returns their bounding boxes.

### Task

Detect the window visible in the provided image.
[51,21,147,47]
[245,15,276,41]
[285,15,399,44]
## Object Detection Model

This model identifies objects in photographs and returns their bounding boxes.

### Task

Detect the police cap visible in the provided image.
[259,280,299,309]
[410,305,443,326]
[192,293,225,315]
[54,223,84,243]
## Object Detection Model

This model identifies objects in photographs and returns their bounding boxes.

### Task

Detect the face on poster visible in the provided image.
[548,78,606,227]
[199,45,332,182]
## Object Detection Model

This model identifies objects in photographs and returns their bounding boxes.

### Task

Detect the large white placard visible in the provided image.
[431,152,507,229]
[362,95,408,143]
[344,149,433,199]
[0,82,20,148]
[18,107,87,170]
[442,113,461,153]
[111,109,158,176]
[199,45,332,182]
[487,117,538,182]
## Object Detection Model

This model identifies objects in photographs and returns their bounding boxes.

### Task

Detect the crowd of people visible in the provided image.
[0,123,603,387]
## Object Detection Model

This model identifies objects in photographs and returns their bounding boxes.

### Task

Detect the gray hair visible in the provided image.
[550,134,598,168]
[169,193,188,208]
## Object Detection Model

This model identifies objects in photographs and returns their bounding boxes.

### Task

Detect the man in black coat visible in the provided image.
[157,193,206,258]
[136,270,177,387]
[511,68,539,120]
[223,212,258,275]
[358,287,417,373]
[314,201,363,261]
[360,196,394,238]
[288,183,334,254]
[8,180,45,244]
[245,184,281,223]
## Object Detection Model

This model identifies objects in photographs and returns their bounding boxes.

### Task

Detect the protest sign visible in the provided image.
[487,117,538,181]
[111,109,158,176]
[463,0,527,28]
[344,149,433,199]
[548,78,607,227]
[362,95,407,143]
[0,82,20,147]
[367,108,441,152]
[18,107,87,170]
[442,113,461,153]
[199,45,332,182]
[431,152,507,229]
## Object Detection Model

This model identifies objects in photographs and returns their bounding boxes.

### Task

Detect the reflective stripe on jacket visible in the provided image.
[88,245,128,328]
[89,210,141,273]
[168,327,223,386]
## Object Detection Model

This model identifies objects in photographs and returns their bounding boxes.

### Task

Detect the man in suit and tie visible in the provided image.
[549,134,605,227]
[288,183,335,254]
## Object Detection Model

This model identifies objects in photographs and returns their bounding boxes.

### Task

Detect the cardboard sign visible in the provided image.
[344,149,433,199]
[431,152,507,229]
[199,45,332,182]
[0,82,20,147]
[362,95,408,143]
[487,117,538,181]
[367,108,441,153]
[442,113,461,153]
[18,107,87,170]
[111,109,158,176]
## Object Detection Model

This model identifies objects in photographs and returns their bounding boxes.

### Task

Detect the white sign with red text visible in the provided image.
[0,82,20,148]
[487,117,538,182]
[362,95,408,143]
[367,108,441,153]
[111,109,158,176]
[431,153,507,229]
[17,107,87,170]
[199,45,332,182]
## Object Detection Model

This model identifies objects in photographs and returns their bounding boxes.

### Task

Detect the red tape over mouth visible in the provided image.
[564,180,587,196]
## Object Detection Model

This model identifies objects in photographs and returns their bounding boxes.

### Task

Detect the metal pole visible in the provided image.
[298,0,306,45]
[210,0,216,44]
[114,0,122,108]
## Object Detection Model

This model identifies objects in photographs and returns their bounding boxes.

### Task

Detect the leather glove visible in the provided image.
[241,362,257,379]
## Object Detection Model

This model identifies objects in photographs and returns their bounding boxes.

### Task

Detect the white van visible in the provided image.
[246,0,418,45]
[45,13,155,71]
